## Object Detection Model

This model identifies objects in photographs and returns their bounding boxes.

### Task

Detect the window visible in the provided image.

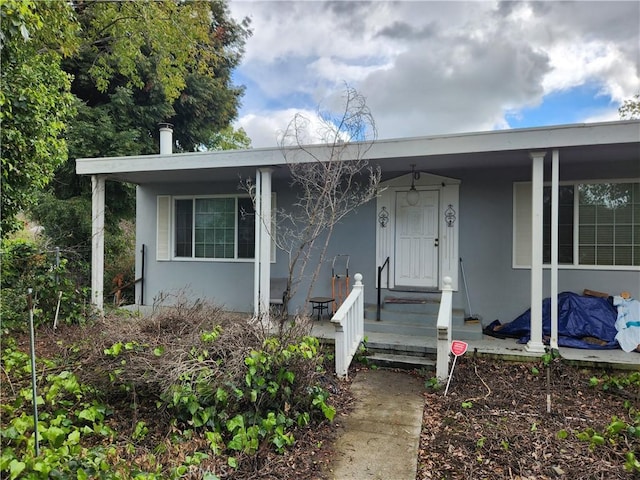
[156,194,276,262]
[577,183,638,266]
[543,185,574,264]
[514,181,639,268]
[174,196,255,260]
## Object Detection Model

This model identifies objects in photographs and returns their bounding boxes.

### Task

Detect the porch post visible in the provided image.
[254,168,272,317]
[253,171,262,317]
[550,149,559,350]
[91,175,106,313]
[526,152,546,353]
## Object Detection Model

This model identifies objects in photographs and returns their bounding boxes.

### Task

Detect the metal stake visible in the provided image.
[443,354,458,396]
[27,288,40,456]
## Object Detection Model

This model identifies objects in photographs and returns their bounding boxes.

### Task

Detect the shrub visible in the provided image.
[0,338,118,479]
[79,295,336,457]
[0,237,89,331]
[30,194,136,306]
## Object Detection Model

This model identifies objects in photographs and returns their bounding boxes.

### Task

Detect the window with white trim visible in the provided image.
[175,196,255,259]
[514,181,640,268]
[156,194,276,261]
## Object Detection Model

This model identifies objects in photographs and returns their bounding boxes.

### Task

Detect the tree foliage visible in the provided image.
[619,93,640,120]
[43,0,251,221]
[204,125,252,151]
[73,0,223,103]
[65,0,250,155]
[24,1,251,298]
[0,0,79,234]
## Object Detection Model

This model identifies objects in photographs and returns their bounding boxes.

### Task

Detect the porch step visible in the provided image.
[365,303,467,322]
[363,304,483,340]
[366,338,435,357]
[365,319,482,340]
[365,352,436,370]
[367,309,460,324]
[377,297,444,315]
[363,336,436,371]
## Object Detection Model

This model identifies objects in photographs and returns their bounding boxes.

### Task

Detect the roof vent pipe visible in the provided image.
[159,123,173,155]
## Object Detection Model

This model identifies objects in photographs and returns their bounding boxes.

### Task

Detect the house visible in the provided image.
[76,120,640,355]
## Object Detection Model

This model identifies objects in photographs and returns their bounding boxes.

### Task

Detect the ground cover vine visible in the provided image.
[1,297,342,478]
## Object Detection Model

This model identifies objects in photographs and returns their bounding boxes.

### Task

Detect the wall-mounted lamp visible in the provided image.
[445,204,457,227]
[378,206,389,227]
[406,164,420,206]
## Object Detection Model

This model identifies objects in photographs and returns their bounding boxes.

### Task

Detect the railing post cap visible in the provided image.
[354,273,363,284]
[443,276,452,288]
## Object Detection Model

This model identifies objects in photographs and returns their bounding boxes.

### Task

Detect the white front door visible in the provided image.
[394,190,439,288]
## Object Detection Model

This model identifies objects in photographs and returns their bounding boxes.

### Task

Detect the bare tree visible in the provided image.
[278,86,380,311]
[245,86,380,317]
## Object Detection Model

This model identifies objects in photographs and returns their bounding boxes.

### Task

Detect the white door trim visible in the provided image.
[376,172,460,291]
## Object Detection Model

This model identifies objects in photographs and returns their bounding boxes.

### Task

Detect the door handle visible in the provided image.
[434,238,439,247]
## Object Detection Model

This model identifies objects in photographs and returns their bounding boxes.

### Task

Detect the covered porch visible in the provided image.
[308,316,640,371]
[77,120,640,376]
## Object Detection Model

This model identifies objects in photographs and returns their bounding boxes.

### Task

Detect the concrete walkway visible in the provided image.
[327,369,425,480]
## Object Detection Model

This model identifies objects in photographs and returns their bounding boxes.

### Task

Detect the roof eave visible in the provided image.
[76,120,640,177]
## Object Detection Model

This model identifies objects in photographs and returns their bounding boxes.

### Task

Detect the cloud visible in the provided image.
[360,24,551,138]
[235,108,338,148]
[582,108,623,124]
[229,1,640,147]
[375,20,438,41]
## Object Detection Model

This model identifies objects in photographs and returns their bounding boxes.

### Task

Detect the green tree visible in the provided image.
[0,0,79,234]
[64,0,250,155]
[205,125,252,151]
[30,1,251,298]
[619,93,640,120]
[46,0,251,211]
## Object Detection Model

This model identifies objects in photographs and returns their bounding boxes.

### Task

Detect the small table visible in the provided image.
[309,297,334,321]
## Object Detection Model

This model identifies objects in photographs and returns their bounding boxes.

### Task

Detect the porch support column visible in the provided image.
[91,175,106,313]
[526,152,546,353]
[253,168,272,317]
[550,149,560,350]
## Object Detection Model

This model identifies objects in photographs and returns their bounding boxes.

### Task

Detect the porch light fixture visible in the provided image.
[378,206,389,227]
[445,204,456,227]
[406,164,420,206]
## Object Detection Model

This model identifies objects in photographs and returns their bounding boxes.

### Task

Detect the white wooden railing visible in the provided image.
[331,273,364,379]
[436,276,454,382]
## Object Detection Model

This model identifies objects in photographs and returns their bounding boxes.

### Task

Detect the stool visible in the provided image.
[309,296,334,321]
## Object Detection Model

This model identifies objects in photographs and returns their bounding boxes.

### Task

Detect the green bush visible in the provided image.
[81,300,336,460]
[0,237,89,331]
[0,338,118,480]
[0,302,340,477]
[163,335,335,454]
[30,194,136,306]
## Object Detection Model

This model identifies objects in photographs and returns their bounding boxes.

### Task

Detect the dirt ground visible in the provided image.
[416,356,640,480]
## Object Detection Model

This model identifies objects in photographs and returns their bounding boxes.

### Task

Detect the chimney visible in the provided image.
[159,123,173,155]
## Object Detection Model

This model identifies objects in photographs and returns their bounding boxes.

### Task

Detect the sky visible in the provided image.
[227,0,640,148]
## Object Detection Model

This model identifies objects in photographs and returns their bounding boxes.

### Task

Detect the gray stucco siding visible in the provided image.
[135,182,256,312]
[454,163,640,323]
[134,158,639,324]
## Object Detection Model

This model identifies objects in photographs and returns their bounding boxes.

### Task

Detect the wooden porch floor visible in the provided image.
[309,319,640,371]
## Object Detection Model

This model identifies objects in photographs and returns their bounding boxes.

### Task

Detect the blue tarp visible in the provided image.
[485,292,620,349]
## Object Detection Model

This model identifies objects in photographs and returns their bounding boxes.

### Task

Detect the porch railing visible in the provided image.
[331,273,364,379]
[376,256,390,321]
[436,276,454,382]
